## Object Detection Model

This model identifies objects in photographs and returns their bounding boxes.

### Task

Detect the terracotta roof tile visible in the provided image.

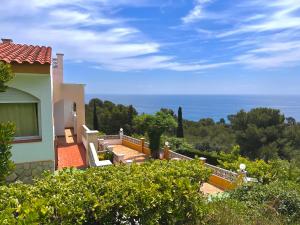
[0,42,52,64]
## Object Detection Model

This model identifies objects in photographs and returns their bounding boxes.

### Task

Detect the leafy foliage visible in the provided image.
[230,181,300,224]
[182,108,300,162]
[86,99,138,135]
[134,112,177,158]
[229,108,286,160]
[184,118,236,153]
[0,160,212,224]
[0,122,15,183]
[0,62,14,92]
[176,107,184,138]
[219,156,300,184]
[0,160,293,224]
[92,100,99,131]
[98,151,114,161]
[204,198,284,225]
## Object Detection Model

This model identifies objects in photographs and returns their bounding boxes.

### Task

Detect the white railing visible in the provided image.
[82,125,102,167]
[89,143,112,167]
[169,150,193,160]
[205,163,238,182]
[122,135,141,145]
[99,135,120,140]
[168,150,238,182]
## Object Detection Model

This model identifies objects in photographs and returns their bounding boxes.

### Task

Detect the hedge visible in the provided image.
[0,160,293,225]
[0,160,212,225]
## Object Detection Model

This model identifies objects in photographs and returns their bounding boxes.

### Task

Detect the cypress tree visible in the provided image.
[176,107,184,138]
[93,101,99,131]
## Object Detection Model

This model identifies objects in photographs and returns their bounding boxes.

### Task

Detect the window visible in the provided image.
[0,103,39,137]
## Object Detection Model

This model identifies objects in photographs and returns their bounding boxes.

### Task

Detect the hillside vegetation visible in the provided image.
[86,98,300,164]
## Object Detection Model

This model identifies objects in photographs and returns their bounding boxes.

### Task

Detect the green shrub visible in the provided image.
[134,112,177,159]
[98,151,114,161]
[0,122,15,183]
[0,62,14,92]
[230,181,300,224]
[0,160,292,224]
[0,160,211,224]
[204,198,283,225]
[219,156,300,184]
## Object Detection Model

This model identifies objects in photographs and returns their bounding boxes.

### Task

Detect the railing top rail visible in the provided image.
[169,150,193,160]
[82,125,90,132]
[168,150,238,181]
[205,163,238,176]
[122,135,142,144]
[82,125,98,134]
[99,135,120,140]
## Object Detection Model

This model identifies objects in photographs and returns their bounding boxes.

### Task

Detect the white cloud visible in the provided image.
[182,0,214,24]
[1,0,226,72]
[209,0,300,69]
[49,9,119,26]
[218,0,300,37]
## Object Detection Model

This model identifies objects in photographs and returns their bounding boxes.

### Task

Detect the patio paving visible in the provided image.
[200,182,224,195]
[111,145,147,163]
[56,129,87,169]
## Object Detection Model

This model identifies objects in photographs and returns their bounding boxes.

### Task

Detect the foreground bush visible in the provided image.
[0,122,15,184]
[230,181,300,224]
[0,160,211,224]
[0,160,294,225]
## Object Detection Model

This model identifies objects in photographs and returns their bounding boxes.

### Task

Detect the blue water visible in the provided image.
[86,95,300,122]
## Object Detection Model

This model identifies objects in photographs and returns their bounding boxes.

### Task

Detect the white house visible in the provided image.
[0,39,85,182]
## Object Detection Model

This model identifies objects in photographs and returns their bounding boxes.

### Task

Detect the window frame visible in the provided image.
[0,88,42,143]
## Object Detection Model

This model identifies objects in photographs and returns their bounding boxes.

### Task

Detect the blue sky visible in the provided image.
[1,0,300,94]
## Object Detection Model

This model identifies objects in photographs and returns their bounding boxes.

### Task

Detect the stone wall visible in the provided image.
[6,160,54,183]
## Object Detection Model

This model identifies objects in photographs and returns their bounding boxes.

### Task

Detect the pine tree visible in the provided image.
[176,107,184,138]
[93,101,99,131]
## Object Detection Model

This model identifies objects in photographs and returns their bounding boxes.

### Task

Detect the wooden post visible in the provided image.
[140,138,145,153]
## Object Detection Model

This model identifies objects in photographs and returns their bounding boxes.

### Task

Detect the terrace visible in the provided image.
[80,126,242,193]
[55,125,247,194]
[54,125,244,194]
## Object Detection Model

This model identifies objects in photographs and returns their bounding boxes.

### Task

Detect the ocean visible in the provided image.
[86,95,300,122]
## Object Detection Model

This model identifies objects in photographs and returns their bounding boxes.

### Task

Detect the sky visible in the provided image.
[1,0,300,95]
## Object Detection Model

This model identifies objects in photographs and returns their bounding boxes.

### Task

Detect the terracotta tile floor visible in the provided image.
[56,129,87,169]
[111,145,147,162]
[200,182,223,195]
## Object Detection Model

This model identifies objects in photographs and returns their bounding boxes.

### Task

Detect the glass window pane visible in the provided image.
[0,103,39,137]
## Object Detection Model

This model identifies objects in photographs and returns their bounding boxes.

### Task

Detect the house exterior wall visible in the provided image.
[7,73,55,164]
[52,53,86,143]
[62,84,85,142]
[64,100,74,128]
[54,100,65,136]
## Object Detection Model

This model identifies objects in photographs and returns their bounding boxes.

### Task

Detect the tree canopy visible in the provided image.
[134,111,177,158]
[86,99,138,135]
[229,108,287,160]
[176,107,184,138]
